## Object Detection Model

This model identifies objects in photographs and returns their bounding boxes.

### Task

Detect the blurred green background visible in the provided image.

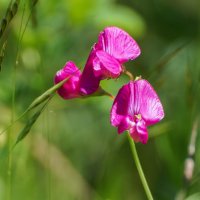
[0,0,200,199]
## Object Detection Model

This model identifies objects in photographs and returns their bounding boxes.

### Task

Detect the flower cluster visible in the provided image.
[54,26,164,144]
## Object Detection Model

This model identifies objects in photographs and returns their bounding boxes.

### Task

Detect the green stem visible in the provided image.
[7,136,12,200]
[127,134,153,200]
[7,48,16,200]
[124,69,134,80]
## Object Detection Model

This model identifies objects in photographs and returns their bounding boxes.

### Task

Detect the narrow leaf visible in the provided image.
[13,100,49,148]
[14,110,41,145]
[26,76,70,112]
[0,77,69,136]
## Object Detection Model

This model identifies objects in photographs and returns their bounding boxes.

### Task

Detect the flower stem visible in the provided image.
[127,134,154,200]
[124,69,134,80]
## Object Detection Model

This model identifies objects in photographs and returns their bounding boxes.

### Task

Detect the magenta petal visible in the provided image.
[95,26,141,63]
[134,79,165,126]
[79,51,101,95]
[93,50,122,78]
[110,83,130,127]
[130,120,148,144]
[136,119,148,144]
[54,61,81,99]
[110,79,164,144]
[117,116,134,134]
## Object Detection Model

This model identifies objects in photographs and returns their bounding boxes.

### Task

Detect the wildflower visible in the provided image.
[94,26,141,63]
[80,26,141,95]
[54,61,81,99]
[110,79,164,144]
[78,51,102,95]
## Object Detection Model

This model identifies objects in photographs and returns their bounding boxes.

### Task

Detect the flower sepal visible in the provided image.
[87,87,114,99]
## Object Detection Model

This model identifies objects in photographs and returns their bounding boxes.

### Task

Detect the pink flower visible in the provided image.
[78,51,102,95]
[110,79,164,144]
[95,26,141,63]
[54,61,81,99]
[80,26,141,95]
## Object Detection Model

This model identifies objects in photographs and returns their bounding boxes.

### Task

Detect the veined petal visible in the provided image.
[110,79,164,144]
[127,81,135,117]
[54,61,81,99]
[79,51,101,95]
[134,79,164,126]
[93,50,122,78]
[95,26,141,63]
[110,83,131,127]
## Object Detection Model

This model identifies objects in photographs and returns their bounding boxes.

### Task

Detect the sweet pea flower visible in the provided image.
[54,61,81,99]
[94,26,141,63]
[78,51,102,95]
[110,79,164,144]
[80,26,141,95]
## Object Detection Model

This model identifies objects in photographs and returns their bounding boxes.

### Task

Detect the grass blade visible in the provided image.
[26,76,70,112]
[0,77,69,136]
[13,99,50,148]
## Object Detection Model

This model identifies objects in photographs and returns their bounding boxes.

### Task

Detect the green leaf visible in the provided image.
[13,100,49,148]
[26,76,70,112]
[0,77,69,136]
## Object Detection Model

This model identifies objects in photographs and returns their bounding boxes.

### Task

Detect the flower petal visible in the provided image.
[54,61,81,99]
[79,51,101,95]
[130,119,148,144]
[110,83,131,128]
[93,50,122,78]
[117,116,135,134]
[95,26,141,63]
[134,79,165,126]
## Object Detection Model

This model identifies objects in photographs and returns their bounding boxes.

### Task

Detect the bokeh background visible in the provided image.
[0,0,200,199]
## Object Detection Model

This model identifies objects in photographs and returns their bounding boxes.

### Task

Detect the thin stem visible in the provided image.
[7,42,16,200]
[124,69,134,80]
[127,134,153,200]
[6,2,24,196]
[7,134,12,200]
[45,107,52,200]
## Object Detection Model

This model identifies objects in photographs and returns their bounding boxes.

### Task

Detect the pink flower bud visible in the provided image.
[54,61,81,99]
